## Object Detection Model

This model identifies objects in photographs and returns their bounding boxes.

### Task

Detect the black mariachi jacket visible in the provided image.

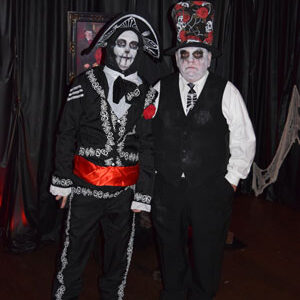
[50,66,157,211]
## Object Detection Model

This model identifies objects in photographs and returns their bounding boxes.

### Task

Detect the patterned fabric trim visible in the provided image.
[84,69,139,166]
[95,14,160,59]
[78,145,138,164]
[117,140,139,163]
[144,87,157,108]
[134,192,152,204]
[72,185,134,199]
[52,176,73,187]
[67,85,84,101]
[69,85,82,92]
[50,185,72,197]
[117,110,128,140]
[111,112,118,131]
[117,213,136,299]
[78,146,110,158]
[126,88,140,102]
[55,191,74,300]
[117,124,139,163]
[131,201,151,212]
[86,69,114,158]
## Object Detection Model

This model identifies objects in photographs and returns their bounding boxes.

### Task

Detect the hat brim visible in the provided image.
[95,13,161,59]
[164,42,221,58]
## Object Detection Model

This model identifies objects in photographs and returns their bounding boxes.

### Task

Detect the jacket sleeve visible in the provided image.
[131,87,158,212]
[49,77,84,196]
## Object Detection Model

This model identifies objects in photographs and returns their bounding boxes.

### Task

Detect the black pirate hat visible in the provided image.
[82,13,160,59]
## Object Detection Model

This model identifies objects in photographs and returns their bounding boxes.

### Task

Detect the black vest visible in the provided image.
[153,72,229,186]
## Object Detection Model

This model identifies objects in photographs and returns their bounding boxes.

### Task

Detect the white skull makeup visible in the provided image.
[175,47,212,82]
[113,30,139,71]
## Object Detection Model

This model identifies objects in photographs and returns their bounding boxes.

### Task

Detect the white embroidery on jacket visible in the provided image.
[86,69,115,158]
[85,69,139,165]
[67,85,84,101]
[134,192,151,204]
[104,158,114,166]
[126,88,140,102]
[117,124,139,163]
[73,186,133,199]
[144,87,157,108]
[69,85,82,92]
[111,112,118,131]
[52,176,73,187]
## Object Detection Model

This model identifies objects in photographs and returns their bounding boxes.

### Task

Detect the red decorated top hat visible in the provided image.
[166,1,220,57]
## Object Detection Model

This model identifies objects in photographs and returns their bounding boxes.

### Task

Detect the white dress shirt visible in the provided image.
[153,71,256,186]
[103,66,143,119]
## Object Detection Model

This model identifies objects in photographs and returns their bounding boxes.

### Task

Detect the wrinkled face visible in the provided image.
[175,47,212,82]
[113,30,139,71]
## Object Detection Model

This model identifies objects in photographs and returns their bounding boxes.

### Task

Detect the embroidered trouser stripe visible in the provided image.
[55,191,74,300]
[117,213,136,300]
[52,186,134,300]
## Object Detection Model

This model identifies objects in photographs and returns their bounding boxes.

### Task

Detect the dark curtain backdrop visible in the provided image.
[0,0,299,252]
[249,0,300,204]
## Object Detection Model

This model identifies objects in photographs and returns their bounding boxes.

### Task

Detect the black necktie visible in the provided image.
[186,83,197,114]
[113,76,138,104]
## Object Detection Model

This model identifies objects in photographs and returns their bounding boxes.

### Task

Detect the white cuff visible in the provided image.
[50,185,72,197]
[225,173,240,186]
[131,201,151,212]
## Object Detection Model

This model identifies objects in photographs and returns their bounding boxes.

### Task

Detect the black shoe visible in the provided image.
[225,237,247,250]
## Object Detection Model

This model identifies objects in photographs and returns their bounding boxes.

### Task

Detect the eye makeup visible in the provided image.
[116,39,139,50]
[180,49,204,59]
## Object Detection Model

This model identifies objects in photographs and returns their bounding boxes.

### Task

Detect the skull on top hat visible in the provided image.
[166,1,220,57]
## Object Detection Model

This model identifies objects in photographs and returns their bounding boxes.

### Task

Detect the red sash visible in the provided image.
[73,155,139,186]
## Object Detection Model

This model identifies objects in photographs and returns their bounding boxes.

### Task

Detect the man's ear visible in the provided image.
[207,51,212,67]
[175,50,181,69]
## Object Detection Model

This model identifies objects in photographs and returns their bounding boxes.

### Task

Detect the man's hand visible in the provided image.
[55,195,68,208]
[231,184,237,192]
[132,209,141,213]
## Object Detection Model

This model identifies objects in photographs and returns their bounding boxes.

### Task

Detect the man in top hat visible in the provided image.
[77,23,97,73]
[49,13,160,300]
[151,1,256,299]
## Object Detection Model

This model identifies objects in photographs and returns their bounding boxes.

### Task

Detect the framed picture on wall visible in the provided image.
[67,11,111,84]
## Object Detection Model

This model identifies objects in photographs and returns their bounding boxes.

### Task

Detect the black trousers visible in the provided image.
[152,175,234,300]
[52,187,134,300]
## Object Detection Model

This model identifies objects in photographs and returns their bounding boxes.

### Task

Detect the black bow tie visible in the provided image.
[113,76,138,104]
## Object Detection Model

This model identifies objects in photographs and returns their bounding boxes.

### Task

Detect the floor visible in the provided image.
[0,194,300,300]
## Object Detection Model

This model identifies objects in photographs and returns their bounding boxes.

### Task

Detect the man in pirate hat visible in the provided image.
[151,1,256,299]
[49,13,160,300]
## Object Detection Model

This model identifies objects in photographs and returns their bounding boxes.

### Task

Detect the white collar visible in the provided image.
[179,71,209,89]
[103,66,142,86]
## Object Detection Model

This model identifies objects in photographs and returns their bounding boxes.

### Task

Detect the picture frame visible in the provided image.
[67,11,111,84]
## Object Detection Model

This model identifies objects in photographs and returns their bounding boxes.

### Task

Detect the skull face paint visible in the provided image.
[113,30,139,71]
[175,47,212,82]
